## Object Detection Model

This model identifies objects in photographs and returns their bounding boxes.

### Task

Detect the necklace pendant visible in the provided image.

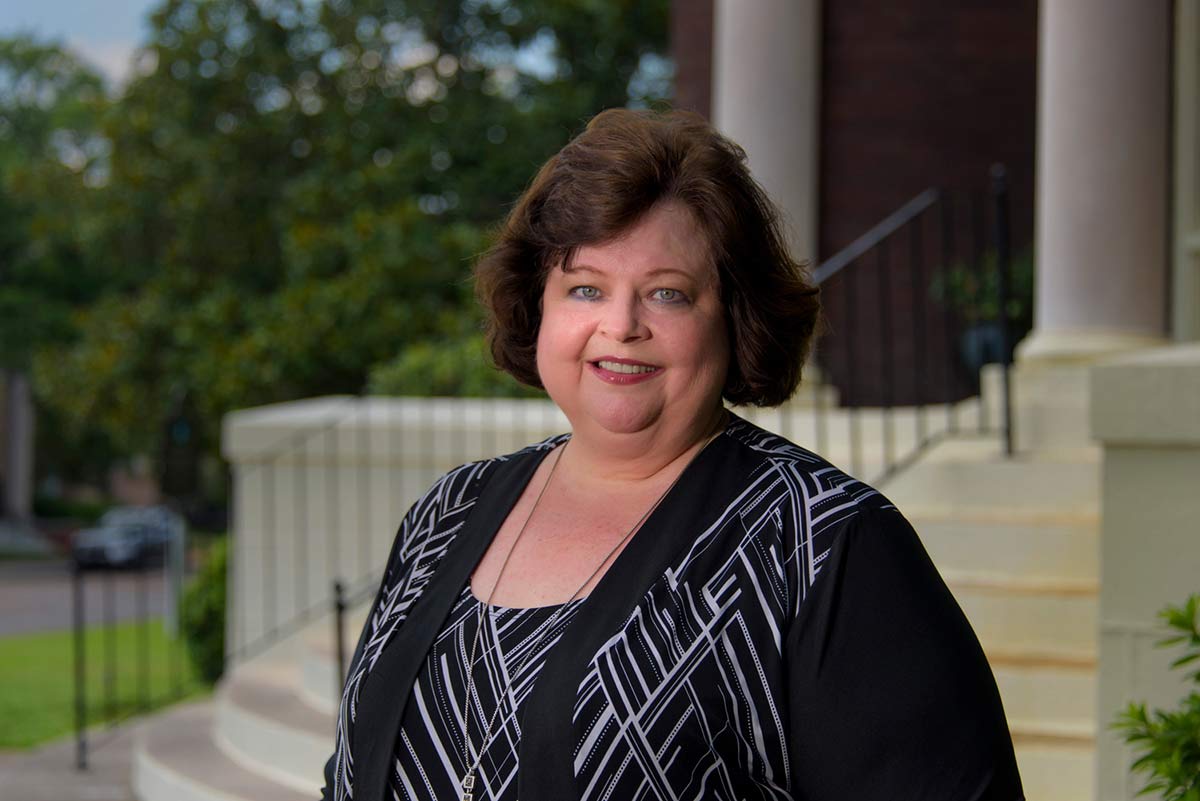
[462,771,476,800]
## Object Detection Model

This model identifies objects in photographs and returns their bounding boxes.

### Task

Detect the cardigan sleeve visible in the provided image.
[783,501,1025,801]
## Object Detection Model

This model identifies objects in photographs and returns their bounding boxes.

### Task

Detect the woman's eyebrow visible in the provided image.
[562,263,696,280]
[560,263,602,275]
[644,267,695,280]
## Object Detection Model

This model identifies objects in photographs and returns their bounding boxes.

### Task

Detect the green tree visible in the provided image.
[0,36,119,499]
[0,36,109,370]
[31,0,670,482]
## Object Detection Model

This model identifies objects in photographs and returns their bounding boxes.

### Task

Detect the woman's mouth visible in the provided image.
[589,358,661,384]
[595,360,658,375]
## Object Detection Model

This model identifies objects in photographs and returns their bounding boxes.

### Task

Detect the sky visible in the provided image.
[0,0,161,87]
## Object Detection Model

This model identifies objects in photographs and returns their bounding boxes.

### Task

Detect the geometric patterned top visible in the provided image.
[325,414,1024,801]
[391,585,583,801]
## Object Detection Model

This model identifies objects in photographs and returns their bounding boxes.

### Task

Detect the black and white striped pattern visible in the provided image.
[329,457,534,801]
[391,585,584,800]
[330,417,884,800]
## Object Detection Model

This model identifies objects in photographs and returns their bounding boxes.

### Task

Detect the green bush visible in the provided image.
[1113,594,1200,801]
[180,537,227,684]
[31,493,109,523]
[368,333,545,399]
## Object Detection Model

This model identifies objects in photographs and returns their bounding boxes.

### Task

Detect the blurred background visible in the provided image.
[0,0,674,533]
[1,3,1197,801]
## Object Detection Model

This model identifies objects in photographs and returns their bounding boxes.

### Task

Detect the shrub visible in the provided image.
[180,537,227,684]
[1112,594,1200,801]
[367,333,544,399]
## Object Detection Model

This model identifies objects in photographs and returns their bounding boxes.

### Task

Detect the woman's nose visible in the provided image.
[599,296,648,341]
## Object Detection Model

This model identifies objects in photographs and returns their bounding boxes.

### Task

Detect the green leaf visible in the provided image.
[1171,652,1200,669]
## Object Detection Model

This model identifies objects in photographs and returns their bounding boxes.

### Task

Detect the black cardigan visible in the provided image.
[321,416,1024,801]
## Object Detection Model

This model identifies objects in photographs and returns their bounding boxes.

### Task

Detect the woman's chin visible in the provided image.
[575,399,664,438]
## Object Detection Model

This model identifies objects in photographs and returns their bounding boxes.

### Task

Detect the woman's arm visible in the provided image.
[784,501,1025,801]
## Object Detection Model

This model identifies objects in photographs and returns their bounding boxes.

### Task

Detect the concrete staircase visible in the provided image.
[134,374,1099,801]
[885,436,1099,801]
[134,617,350,801]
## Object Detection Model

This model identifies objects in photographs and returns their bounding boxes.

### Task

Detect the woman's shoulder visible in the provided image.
[385,434,568,573]
[720,412,893,524]
[407,434,569,517]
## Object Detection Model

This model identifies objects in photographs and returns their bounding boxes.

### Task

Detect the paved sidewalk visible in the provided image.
[0,723,139,801]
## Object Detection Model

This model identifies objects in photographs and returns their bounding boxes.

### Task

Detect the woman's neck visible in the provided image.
[558,406,727,490]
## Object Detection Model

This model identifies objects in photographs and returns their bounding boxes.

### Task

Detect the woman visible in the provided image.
[322,109,1024,801]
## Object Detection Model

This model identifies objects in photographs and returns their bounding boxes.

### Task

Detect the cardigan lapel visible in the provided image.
[352,447,550,801]
[518,428,760,801]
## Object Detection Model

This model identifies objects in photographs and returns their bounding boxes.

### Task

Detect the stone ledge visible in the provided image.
[1090,343,1200,445]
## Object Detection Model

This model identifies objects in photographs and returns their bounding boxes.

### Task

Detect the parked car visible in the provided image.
[72,506,185,569]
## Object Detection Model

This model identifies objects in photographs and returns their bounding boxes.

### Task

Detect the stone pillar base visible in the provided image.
[1015,328,1169,365]
[1007,330,1166,453]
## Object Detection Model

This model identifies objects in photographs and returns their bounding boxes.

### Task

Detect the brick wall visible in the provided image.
[670,0,714,118]
[817,0,1037,405]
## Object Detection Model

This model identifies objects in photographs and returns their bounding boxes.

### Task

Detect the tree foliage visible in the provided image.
[0,36,110,370]
[12,0,669,483]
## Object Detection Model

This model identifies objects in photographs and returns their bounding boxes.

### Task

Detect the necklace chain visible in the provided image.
[458,425,722,800]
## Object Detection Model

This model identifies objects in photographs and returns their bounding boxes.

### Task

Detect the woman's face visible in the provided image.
[536,202,730,445]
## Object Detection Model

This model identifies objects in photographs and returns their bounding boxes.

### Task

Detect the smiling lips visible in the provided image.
[589,357,662,384]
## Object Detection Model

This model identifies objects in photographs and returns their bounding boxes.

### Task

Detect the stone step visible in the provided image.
[300,608,368,715]
[882,447,1100,515]
[1015,399,1098,452]
[215,664,333,795]
[133,702,314,801]
[951,584,1097,661]
[993,660,1096,732]
[1013,742,1095,801]
[912,513,1098,583]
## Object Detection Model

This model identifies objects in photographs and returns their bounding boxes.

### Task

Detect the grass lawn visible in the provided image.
[0,619,210,749]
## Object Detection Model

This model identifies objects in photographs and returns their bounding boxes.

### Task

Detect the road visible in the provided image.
[0,560,168,637]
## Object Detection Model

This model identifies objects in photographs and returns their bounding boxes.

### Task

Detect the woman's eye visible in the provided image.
[569,286,600,300]
[651,288,686,303]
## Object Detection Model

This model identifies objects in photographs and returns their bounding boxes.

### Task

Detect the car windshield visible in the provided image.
[100,508,141,527]
[98,507,180,535]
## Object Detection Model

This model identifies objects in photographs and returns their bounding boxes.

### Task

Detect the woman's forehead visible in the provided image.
[555,202,717,282]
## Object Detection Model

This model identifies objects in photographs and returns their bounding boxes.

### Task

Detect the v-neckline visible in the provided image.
[353,420,754,801]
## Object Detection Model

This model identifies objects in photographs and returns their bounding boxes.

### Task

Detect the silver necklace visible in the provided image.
[458,426,722,801]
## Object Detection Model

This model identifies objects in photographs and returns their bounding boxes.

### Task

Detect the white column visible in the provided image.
[711,0,820,263]
[1019,0,1171,363]
[1173,1,1200,342]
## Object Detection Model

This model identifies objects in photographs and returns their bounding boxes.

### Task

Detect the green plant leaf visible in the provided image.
[1115,595,1200,800]
[1171,652,1200,669]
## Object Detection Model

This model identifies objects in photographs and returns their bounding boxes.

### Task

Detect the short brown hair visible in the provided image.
[474,108,820,407]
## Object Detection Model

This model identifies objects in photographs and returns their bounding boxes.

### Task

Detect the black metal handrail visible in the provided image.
[808,165,1017,485]
[813,189,941,284]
